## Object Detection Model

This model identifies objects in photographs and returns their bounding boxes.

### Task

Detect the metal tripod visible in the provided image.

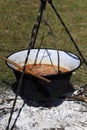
[6,1,87,130]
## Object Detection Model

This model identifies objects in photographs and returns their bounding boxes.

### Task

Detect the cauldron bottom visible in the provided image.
[13,70,74,101]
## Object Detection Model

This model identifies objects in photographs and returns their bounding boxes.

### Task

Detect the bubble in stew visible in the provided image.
[23,64,69,76]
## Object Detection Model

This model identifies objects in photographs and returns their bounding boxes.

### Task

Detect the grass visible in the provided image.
[0,0,87,90]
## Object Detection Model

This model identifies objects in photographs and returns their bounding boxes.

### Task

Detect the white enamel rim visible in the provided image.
[6,49,81,73]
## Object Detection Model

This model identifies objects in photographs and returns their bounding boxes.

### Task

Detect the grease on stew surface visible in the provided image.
[23,64,69,76]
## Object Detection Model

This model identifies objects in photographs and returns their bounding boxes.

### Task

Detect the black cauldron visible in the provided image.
[6,49,81,101]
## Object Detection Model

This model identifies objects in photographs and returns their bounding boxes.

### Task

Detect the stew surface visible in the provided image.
[24,64,69,76]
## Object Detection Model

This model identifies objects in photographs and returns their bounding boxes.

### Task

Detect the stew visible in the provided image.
[24,64,69,76]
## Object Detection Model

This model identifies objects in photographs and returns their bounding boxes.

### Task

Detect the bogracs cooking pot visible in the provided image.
[6,49,81,101]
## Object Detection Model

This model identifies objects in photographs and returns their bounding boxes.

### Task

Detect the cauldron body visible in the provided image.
[7,49,81,101]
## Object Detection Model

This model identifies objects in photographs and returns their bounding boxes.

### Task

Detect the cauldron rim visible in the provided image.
[6,48,81,75]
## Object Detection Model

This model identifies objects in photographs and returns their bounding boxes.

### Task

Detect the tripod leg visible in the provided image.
[48,0,87,66]
[6,1,47,130]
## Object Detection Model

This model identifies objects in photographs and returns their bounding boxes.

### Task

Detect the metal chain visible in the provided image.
[42,17,61,73]
[29,0,47,48]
